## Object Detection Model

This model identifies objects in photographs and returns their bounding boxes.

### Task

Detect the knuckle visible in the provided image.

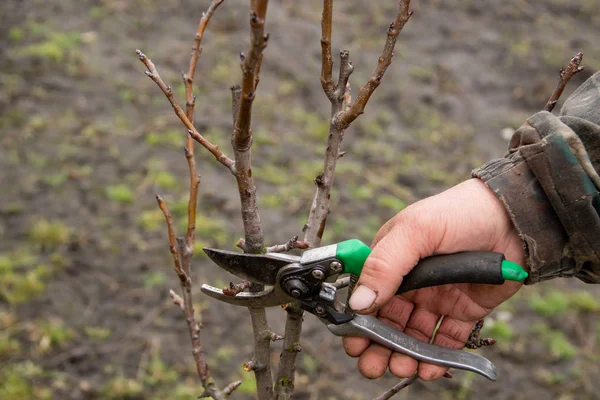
[379,297,413,328]
[439,319,470,344]
[434,332,465,349]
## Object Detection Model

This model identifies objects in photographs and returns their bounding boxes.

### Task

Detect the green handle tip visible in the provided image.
[501,260,528,282]
[335,239,372,276]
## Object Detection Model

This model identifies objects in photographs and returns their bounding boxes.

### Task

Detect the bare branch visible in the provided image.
[136,50,234,171]
[233,2,269,151]
[255,52,264,90]
[184,0,226,120]
[156,194,185,280]
[230,4,274,399]
[335,50,354,99]
[340,0,412,126]
[169,289,185,310]
[373,374,418,400]
[229,0,269,253]
[223,380,243,396]
[156,195,219,398]
[230,84,242,127]
[274,302,303,400]
[248,306,273,399]
[320,0,335,99]
[544,51,584,112]
[182,0,225,254]
[266,236,309,253]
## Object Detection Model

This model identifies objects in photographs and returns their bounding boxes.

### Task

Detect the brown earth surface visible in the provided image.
[1,0,600,399]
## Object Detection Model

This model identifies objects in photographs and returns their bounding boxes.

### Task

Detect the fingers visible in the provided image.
[358,343,392,379]
[417,318,474,380]
[349,212,436,314]
[343,336,369,357]
[344,296,414,358]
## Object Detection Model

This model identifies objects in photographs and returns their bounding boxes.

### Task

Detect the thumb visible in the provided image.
[348,214,436,313]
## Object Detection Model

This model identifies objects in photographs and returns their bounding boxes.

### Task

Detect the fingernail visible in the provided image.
[349,285,376,311]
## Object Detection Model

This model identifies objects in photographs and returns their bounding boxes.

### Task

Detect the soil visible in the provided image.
[1,0,600,399]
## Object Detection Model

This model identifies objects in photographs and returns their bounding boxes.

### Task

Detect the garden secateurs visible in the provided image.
[200,239,528,381]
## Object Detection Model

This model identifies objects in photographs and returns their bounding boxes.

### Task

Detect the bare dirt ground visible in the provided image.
[1,0,600,399]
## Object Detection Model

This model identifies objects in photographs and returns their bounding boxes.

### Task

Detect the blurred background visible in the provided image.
[1,0,600,399]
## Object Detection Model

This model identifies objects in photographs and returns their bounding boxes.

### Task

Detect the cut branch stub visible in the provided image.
[544,51,584,112]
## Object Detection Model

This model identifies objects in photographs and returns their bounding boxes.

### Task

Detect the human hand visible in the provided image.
[343,178,525,380]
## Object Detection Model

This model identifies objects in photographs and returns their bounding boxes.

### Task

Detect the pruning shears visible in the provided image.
[201,239,528,381]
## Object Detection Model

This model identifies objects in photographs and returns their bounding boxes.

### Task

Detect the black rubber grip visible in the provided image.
[395,252,506,295]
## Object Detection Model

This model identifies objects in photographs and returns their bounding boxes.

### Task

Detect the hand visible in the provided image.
[343,178,525,380]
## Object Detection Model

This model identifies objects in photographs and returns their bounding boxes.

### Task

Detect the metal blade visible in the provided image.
[203,248,300,285]
[326,315,497,381]
[201,284,291,307]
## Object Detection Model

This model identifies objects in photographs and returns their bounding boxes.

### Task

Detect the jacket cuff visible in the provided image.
[473,113,600,284]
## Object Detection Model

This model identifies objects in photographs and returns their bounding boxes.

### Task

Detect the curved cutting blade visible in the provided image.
[201,284,291,307]
[203,248,299,285]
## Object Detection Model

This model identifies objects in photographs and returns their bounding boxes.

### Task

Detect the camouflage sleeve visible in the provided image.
[472,72,600,284]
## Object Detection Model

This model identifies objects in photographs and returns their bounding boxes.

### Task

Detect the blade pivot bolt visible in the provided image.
[330,261,342,273]
[311,269,325,280]
[283,278,309,298]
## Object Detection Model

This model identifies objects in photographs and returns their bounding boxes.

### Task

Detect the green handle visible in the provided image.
[335,239,528,284]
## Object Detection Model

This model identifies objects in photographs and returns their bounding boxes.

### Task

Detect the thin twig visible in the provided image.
[373,374,418,400]
[184,0,225,120]
[136,50,234,171]
[156,195,220,399]
[373,315,443,400]
[340,0,412,126]
[544,51,584,112]
[266,236,309,253]
[182,0,225,255]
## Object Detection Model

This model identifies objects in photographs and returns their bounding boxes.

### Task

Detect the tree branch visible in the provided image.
[544,51,584,112]
[248,307,274,399]
[274,301,303,400]
[184,0,226,121]
[230,0,269,254]
[136,50,234,171]
[373,374,418,400]
[183,0,226,252]
[156,195,221,399]
[229,3,273,399]
[320,0,335,99]
[340,0,412,126]
[265,236,309,253]
[233,2,269,152]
